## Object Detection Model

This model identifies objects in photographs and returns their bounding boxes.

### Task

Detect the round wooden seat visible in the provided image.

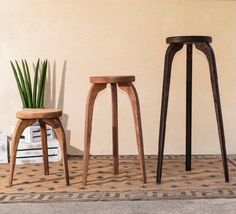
[16,109,62,119]
[90,76,135,84]
[166,36,212,44]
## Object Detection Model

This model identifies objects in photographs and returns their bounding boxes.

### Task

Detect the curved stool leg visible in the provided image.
[157,43,184,184]
[9,119,36,186]
[111,83,119,174]
[42,118,70,185]
[83,83,107,185]
[119,82,147,183]
[195,42,229,182]
[39,120,49,175]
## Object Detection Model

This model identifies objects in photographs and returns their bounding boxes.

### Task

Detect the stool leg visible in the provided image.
[42,118,70,185]
[111,83,119,175]
[156,43,184,184]
[186,44,193,171]
[39,120,49,175]
[9,119,36,186]
[195,42,229,182]
[83,83,107,185]
[118,82,147,183]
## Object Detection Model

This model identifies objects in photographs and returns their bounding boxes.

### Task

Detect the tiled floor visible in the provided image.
[0,155,235,202]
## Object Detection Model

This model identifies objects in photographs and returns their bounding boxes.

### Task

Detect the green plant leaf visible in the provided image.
[24,59,32,96]
[37,60,47,108]
[22,60,33,108]
[10,61,27,108]
[33,59,40,108]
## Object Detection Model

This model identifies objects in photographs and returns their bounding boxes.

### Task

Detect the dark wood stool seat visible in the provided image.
[9,108,70,186]
[156,36,229,184]
[166,36,212,44]
[83,75,147,185]
[90,75,135,84]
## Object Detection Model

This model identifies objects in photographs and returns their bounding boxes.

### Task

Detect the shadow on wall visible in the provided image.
[45,60,82,155]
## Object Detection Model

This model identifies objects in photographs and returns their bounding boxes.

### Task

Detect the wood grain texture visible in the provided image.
[83,77,147,185]
[118,82,147,183]
[9,119,37,186]
[111,83,119,175]
[16,109,62,119]
[39,120,49,175]
[166,36,212,44]
[186,44,193,171]
[9,109,69,186]
[83,83,107,185]
[90,76,135,84]
[195,42,229,182]
[156,43,184,184]
[42,118,70,185]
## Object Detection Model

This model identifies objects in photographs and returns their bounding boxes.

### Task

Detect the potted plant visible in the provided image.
[10,59,54,142]
[10,59,48,108]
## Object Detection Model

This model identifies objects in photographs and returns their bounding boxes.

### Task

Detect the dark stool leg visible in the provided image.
[111,83,119,175]
[9,119,36,186]
[156,43,184,184]
[195,42,229,182]
[83,83,107,185]
[42,118,70,185]
[39,120,49,175]
[186,44,193,171]
[119,82,147,183]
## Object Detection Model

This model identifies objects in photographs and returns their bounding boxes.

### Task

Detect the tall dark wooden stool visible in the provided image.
[156,36,229,184]
[9,109,70,186]
[83,76,147,185]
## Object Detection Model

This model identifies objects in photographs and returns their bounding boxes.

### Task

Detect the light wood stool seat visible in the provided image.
[90,76,135,84]
[16,109,62,119]
[9,108,69,186]
[83,75,147,185]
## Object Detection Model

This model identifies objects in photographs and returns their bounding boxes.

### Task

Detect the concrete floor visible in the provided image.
[0,199,236,214]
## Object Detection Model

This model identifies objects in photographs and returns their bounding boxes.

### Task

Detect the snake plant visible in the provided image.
[11,59,48,108]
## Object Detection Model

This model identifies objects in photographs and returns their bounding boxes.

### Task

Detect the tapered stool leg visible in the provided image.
[83,83,107,185]
[9,119,36,186]
[111,83,119,175]
[39,120,49,175]
[186,44,193,171]
[119,82,147,183]
[195,42,229,182]
[43,118,70,185]
[156,43,184,184]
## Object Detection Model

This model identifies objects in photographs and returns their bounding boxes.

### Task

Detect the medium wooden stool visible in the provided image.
[9,109,69,186]
[156,36,229,184]
[83,76,147,185]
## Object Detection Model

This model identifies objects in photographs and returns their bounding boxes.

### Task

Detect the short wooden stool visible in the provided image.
[156,36,229,184]
[83,76,147,185]
[9,109,70,186]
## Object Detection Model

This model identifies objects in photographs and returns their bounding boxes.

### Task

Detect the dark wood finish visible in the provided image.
[111,83,119,175]
[83,83,107,185]
[83,76,146,185]
[118,82,147,183]
[16,109,62,119]
[39,120,49,175]
[90,76,135,84]
[166,36,212,44]
[195,42,229,182]
[186,44,193,171]
[9,109,69,186]
[156,36,229,184]
[156,43,184,184]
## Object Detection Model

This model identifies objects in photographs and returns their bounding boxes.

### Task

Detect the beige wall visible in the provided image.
[0,0,235,155]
